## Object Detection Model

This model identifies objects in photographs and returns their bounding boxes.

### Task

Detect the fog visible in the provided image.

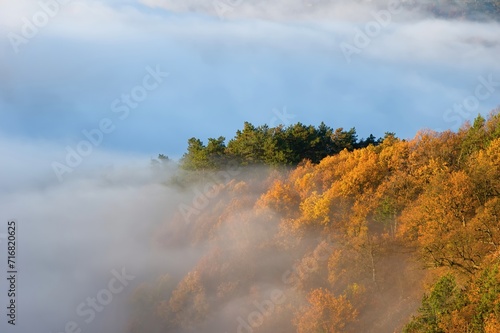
[0,136,425,333]
[0,138,187,333]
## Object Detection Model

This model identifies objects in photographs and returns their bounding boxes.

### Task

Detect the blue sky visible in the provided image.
[0,0,499,180]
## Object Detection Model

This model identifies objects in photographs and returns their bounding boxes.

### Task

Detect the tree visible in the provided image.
[404,275,460,333]
[181,138,211,170]
[294,288,358,333]
[206,136,227,167]
[459,114,487,165]
[399,170,480,274]
[168,271,209,330]
[226,122,271,164]
[330,127,358,154]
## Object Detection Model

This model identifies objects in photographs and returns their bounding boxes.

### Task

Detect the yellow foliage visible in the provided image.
[485,314,500,333]
[294,288,358,333]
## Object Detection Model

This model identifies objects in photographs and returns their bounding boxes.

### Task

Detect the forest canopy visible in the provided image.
[141,110,500,333]
[179,122,383,170]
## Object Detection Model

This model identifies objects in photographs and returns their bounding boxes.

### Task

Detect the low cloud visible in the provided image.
[0,137,198,332]
[138,0,424,22]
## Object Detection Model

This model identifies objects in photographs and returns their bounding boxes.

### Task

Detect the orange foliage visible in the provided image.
[256,179,301,218]
[294,288,358,333]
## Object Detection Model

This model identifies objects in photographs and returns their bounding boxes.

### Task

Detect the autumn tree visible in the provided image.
[398,170,481,274]
[168,271,209,330]
[294,288,358,333]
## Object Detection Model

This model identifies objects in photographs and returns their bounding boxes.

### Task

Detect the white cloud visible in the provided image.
[352,19,500,69]
[2,0,498,68]
[137,0,423,22]
[0,134,152,192]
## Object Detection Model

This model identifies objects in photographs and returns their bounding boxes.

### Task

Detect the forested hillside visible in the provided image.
[130,110,500,333]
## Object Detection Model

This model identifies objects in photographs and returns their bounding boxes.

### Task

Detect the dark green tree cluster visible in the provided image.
[180,122,382,170]
[404,264,500,333]
[404,275,462,333]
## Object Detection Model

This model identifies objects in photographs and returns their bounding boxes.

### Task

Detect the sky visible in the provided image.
[1,0,499,170]
[0,1,499,332]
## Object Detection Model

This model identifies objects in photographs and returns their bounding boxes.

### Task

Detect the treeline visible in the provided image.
[134,110,500,333]
[180,121,384,170]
